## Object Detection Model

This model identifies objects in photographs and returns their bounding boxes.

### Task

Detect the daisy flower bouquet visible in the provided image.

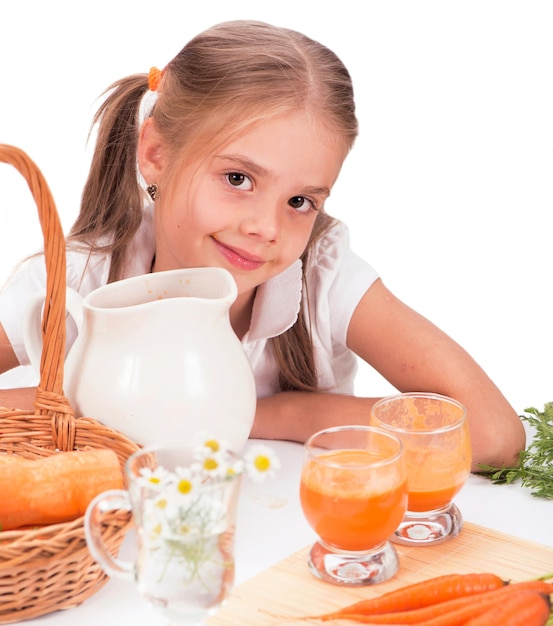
[124,438,280,621]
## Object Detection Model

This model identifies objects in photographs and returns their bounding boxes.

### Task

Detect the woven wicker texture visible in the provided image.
[0,144,140,623]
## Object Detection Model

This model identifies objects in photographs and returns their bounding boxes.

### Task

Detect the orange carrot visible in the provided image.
[462,589,551,626]
[333,601,498,625]
[370,590,551,626]
[298,580,553,624]
[327,596,505,623]
[300,573,505,621]
[0,448,123,531]
[0,453,26,463]
[300,579,553,626]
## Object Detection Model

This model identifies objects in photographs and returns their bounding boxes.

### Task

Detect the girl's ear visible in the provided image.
[138,118,165,183]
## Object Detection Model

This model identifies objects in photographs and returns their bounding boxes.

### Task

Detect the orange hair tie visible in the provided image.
[148,66,164,92]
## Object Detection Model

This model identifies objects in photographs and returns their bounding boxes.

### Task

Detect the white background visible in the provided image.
[0,1,551,413]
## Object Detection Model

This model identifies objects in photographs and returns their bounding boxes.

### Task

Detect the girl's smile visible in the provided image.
[210,237,265,271]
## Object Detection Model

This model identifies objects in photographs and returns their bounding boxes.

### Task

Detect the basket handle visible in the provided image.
[0,145,74,430]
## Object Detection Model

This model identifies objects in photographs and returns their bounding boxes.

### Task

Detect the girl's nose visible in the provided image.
[241,205,281,244]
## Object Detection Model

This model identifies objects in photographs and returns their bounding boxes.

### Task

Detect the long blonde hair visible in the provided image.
[68,20,358,392]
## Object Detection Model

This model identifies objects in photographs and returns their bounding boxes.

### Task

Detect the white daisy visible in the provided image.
[173,465,202,497]
[137,465,173,488]
[244,444,281,482]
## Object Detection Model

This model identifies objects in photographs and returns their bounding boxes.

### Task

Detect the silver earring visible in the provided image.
[146,183,158,201]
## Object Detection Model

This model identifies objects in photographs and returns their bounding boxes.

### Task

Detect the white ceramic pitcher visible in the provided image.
[23,267,256,452]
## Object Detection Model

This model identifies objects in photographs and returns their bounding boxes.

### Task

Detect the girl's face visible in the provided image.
[151,111,347,305]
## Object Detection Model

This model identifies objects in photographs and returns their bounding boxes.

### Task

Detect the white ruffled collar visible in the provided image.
[245,259,303,342]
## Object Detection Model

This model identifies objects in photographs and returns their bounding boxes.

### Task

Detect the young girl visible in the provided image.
[0,20,524,470]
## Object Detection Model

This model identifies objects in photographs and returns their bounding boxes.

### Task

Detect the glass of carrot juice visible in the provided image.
[370,392,471,546]
[299,425,408,585]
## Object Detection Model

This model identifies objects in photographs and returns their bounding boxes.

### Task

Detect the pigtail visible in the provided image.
[272,293,318,392]
[270,211,336,393]
[68,74,149,282]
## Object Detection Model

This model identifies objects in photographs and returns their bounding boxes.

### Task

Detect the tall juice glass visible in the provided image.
[300,425,407,585]
[371,393,471,546]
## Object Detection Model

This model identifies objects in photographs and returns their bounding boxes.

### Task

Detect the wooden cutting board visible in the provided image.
[208,522,553,625]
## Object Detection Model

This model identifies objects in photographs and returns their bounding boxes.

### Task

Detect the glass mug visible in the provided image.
[299,425,408,585]
[84,443,242,626]
[370,392,471,546]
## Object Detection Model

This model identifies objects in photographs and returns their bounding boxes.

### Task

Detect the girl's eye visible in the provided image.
[288,196,317,213]
[226,172,252,190]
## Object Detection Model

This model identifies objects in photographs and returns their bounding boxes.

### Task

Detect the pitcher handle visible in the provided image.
[84,489,135,581]
[23,287,84,373]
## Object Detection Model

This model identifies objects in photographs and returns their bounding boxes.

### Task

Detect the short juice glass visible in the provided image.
[371,393,471,546]
[300,425,407,585]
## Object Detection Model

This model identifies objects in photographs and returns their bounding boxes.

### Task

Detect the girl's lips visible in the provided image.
[212,238,265,271]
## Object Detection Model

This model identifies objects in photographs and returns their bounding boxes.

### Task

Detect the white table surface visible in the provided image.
[24,437,552,625]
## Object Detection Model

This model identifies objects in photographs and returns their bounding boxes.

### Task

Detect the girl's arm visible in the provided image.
[347,279,525,470]
[0,323,36,410]
[0,387,35,411]
[251,279,526,471]
[0,323,19,375]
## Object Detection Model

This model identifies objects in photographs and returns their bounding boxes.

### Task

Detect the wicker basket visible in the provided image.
[0,144,140,623]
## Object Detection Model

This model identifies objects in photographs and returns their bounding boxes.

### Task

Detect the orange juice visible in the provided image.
[407,482,465,512]
[300,450,407,552]
[404,446,471,511]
